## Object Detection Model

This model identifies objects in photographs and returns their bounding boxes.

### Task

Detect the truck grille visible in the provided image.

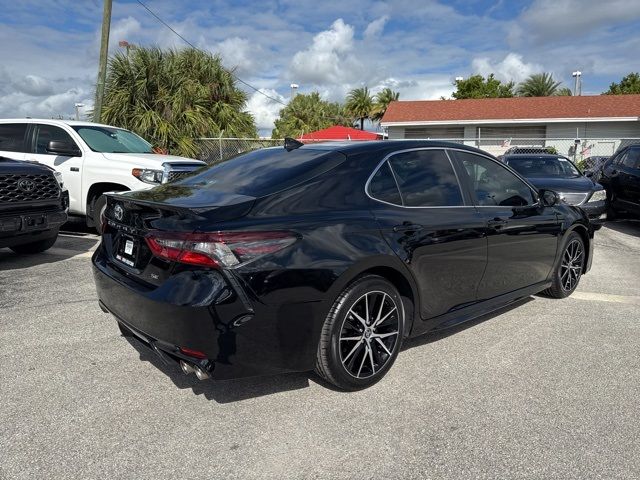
[0,173,60,203]
[166,170,196,183]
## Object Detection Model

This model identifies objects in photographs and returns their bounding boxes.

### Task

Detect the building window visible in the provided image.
[404,126,465,139]
[476,126,547,146]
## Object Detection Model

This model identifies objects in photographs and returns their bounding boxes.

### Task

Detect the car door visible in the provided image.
[368,148,488,320]
[615,147,640,209]
[0,123,28,160]
[25,124,84,213]
[450,149,561,300]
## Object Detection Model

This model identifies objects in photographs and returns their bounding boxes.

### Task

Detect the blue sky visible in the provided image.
[1,0,639,135]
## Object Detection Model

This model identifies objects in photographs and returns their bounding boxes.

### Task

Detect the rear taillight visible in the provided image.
[145,231,297,268]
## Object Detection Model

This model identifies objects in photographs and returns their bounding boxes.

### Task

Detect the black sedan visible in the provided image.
[502,154,607,227]
[93,141,594,390]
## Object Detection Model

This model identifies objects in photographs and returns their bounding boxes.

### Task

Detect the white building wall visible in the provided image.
[546,121,640,138]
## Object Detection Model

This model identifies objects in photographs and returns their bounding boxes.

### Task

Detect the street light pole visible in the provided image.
[290,83,299,101]
[74,103,86,121]
[94,0,112,123]
[572,71,582,96]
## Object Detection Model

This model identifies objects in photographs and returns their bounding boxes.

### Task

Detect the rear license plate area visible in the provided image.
[114,234,140,268]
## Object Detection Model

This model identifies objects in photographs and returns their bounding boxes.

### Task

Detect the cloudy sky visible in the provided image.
[1,0,639,135]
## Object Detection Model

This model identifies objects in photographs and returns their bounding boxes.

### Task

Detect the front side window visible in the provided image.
[387,149,463,207]
[453,151,535,207]
[35,125,78,155]
[0,123,28,153]
[622,149,640,169]
[72,126,153,154]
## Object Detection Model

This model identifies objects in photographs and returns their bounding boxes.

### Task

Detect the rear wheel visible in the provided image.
[315,275,404,390]
[10,234,58,254]
[543,232,585,299]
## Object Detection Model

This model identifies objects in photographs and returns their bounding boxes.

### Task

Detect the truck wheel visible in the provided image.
[91,194,108,234]
[10,234,58,254]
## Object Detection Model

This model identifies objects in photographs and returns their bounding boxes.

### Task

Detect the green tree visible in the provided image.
[371,88,400,122]
[271,92,349,138]
[604,73,640,94]
[101,47,256,158]
[345,86,374,130]
[555,87,573,96]
[516,72,562,97]
[452,74,515,99]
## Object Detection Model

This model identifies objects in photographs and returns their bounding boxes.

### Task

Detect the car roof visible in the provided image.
[0,118,124,129]
[293,140,496,158]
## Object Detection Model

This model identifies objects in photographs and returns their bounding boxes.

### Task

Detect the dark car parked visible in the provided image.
[1,157,68,253]
[502,154,607,227]
[597,144,640,219]
[93,141,594,390]
[582,155,610,180]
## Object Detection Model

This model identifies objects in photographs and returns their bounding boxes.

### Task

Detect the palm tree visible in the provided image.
[371,88,400,122]
[555,87,573,96]
[101,47,257,158]
[271,92,350,138]
[345,87,373,130]
[516,73,562,97]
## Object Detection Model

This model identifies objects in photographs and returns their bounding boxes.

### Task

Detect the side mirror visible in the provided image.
[47,140,81,157]
[539,189,559,207]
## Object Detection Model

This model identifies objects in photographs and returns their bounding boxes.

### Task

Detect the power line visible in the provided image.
[135,0,287,107]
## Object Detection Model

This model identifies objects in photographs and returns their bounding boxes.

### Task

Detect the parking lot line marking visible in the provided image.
[572,291,640,306]
[44,247,96,258]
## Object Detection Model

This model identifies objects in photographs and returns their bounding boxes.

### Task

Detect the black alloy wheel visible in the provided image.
[315,275,404,390]
[543,232,585,298]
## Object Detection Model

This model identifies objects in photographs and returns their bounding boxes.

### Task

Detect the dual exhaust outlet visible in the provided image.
[180,360,210,380]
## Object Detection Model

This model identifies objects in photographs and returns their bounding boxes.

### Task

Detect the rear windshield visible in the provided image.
[178,147,346,197]
[506,156,581,178]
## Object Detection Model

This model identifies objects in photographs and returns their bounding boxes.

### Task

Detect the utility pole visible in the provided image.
[94,0,112,123]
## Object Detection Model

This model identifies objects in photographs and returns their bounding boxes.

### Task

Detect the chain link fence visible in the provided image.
[196,137,639,168]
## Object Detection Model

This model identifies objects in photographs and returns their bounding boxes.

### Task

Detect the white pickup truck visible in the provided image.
[0,119,206,229]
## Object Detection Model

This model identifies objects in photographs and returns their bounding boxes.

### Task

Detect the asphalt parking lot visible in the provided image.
[1,221,639,479]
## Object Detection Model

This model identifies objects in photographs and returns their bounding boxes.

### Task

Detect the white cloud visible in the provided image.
[14,75,53,96]
[245,89,286,134]
[215,37,254,75]
[472,53,542,83]
[108,16,142,50]
[364,15,389,39]
[289,19,365,85]
[511,0,640,44]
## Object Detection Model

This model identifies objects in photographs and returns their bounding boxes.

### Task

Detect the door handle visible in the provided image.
[70,167,80,172]
[487,219,508,229]
[393,223,423,233]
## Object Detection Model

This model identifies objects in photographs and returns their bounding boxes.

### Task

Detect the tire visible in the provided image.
[10,234,58,254]
[315,275,404,391]
[543,232,585,299]
[91,194,108,234]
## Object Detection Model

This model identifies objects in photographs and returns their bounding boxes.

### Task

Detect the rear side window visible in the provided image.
[387,149,463,207]
[368,161,402,205]
[0,123,28,153]
[179,148,346,198]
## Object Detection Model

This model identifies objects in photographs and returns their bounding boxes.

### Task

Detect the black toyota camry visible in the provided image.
[93,140,594,390]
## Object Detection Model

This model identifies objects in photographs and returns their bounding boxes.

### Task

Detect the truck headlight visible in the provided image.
[53,171,64,188]
[132,168,163,184]
[587,190,606,203]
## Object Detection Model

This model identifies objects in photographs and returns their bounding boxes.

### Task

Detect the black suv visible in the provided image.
[598,145,640,218]
[1,157,69,254]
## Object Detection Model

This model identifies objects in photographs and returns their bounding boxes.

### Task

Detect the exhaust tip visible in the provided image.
[194,366,210,381]
[180,360,195,375]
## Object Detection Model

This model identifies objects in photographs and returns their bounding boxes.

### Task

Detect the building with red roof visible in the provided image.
[380,95,640,155]
[298,125,381,142]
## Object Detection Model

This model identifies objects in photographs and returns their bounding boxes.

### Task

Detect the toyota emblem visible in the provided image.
[114,204,124,221]
[18,178,36,192]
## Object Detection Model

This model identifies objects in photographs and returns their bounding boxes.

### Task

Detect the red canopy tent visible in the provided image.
[298,126,381,142]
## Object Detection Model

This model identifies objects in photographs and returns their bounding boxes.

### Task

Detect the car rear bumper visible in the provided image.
[92,247,323,380]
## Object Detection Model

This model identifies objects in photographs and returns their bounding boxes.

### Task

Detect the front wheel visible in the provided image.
[315,275,404,391]
[10,233,58,254]
[90,194,108,234]
[543,232,585,299]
